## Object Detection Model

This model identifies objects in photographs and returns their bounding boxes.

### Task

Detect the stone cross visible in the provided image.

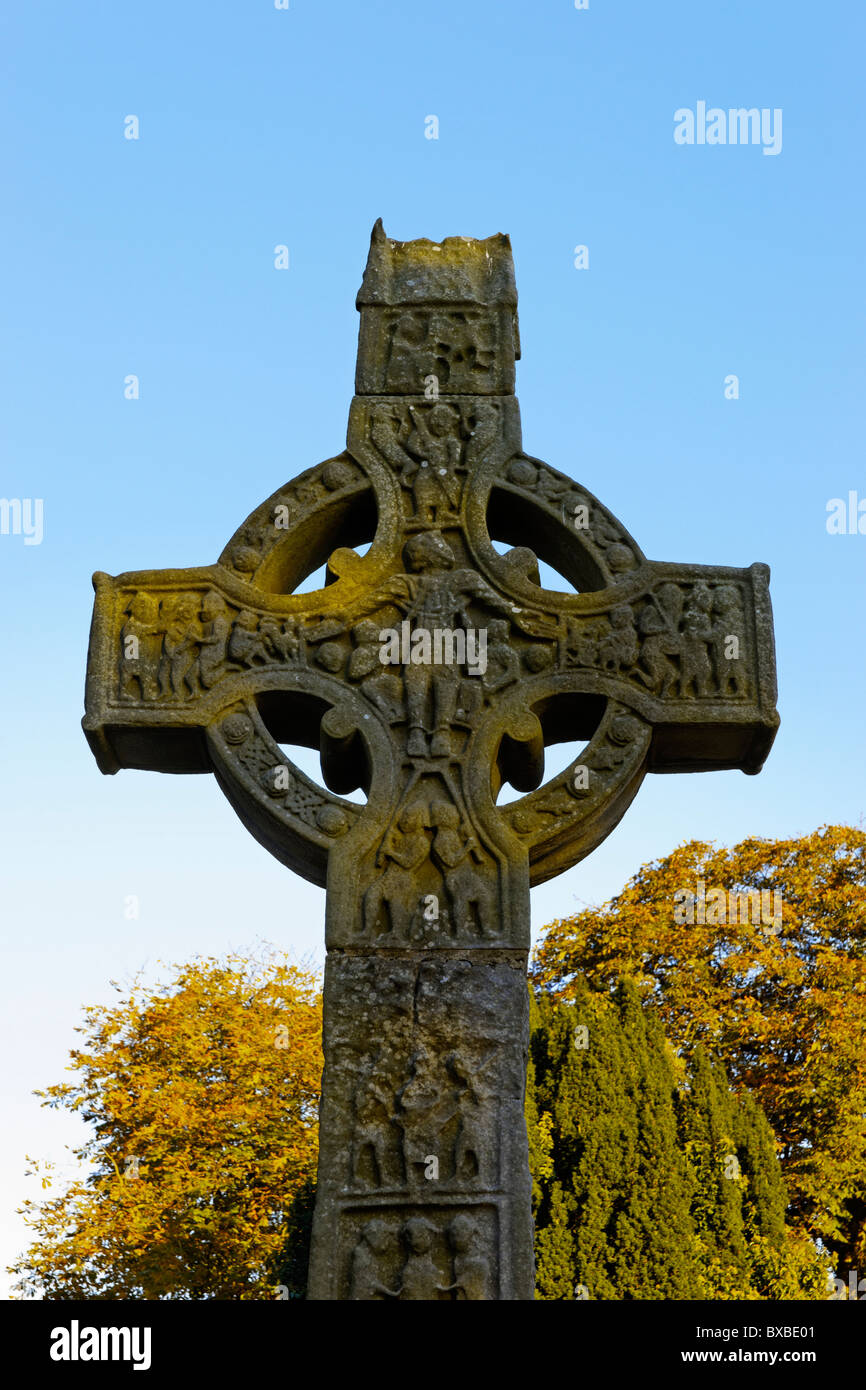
[83,221,779,1300]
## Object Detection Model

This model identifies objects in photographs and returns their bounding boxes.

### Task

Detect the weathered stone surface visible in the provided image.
[83,220,779,1299]
[308,954,533,1300]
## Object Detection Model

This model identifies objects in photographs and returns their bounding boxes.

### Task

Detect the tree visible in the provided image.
[14,880,842,1300]
[531,979,702,1299]
[529,984,828,1299]
[531,825,866,1277]
[678,1046,749,1295]
[10,949,321,1300]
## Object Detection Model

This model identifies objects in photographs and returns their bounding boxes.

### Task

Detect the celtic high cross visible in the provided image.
[83,221,779,1300]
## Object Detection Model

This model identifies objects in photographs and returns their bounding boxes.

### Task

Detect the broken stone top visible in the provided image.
[355,220,520,396]
[356,219,519,309]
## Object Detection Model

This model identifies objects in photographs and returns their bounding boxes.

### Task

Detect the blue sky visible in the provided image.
[1,0,864,1293]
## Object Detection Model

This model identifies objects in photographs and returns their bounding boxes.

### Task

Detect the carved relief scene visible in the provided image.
[380,307,502,396]
[369,398,501,526]
[345,1207,496,1301]
[347,1040,500,1192]
[117,588,307,703]
[361,784,496,944]
[561,579,753,701]
[316,953,527,1300]
[114,526,557,723]
[322,955,524,1200]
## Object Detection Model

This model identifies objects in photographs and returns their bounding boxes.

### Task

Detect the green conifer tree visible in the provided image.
[531,979,700,1299]
[530,979,829,1299]
[677,1046,749,1296]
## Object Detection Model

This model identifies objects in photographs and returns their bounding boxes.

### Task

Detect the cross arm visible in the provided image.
[82,565,355,776]
[465,553,779,777]
[582,558,779,775]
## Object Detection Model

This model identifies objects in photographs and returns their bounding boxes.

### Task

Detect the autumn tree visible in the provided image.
[531,825,866,1278]
[10,949,321,1300]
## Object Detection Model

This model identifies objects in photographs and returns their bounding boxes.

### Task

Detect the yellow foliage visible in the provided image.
[9,947,322,1300]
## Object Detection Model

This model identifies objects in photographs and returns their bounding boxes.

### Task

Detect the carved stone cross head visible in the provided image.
[83,221,779,1299]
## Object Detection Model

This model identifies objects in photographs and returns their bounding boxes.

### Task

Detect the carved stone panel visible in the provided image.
[307,953,533,1301]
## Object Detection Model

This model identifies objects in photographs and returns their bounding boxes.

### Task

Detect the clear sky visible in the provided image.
[1,0,864,1294]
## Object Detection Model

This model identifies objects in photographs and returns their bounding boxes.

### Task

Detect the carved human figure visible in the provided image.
[398,1218,447,1300]
[637,586,682,696]
[679,582,714,698]
[398,533,463,758]
[227,609,267,667]
[430,802,491,939]
[347,620,404,720]
[712,585,749,696]
[119,593,161,701]
[598,603,639,673]
[189,591,232,691]
[158,592,202,699]
[656,581,685,630]
[259,615,299,663]
[564,616,599,670]
[155,596,179,697]
[385,311,430,392]
[403,402,463,523]
[362,806,430,938]
[359,530,553,758]
[448,1050,495,1184]
[482,618,520,693]
[396,1048,454,1187]
[349,1219,400,1301]
[446,1214,490,1301]
[370,403,416,476]
[465,400,499,467]
[351,1062,393,1188]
